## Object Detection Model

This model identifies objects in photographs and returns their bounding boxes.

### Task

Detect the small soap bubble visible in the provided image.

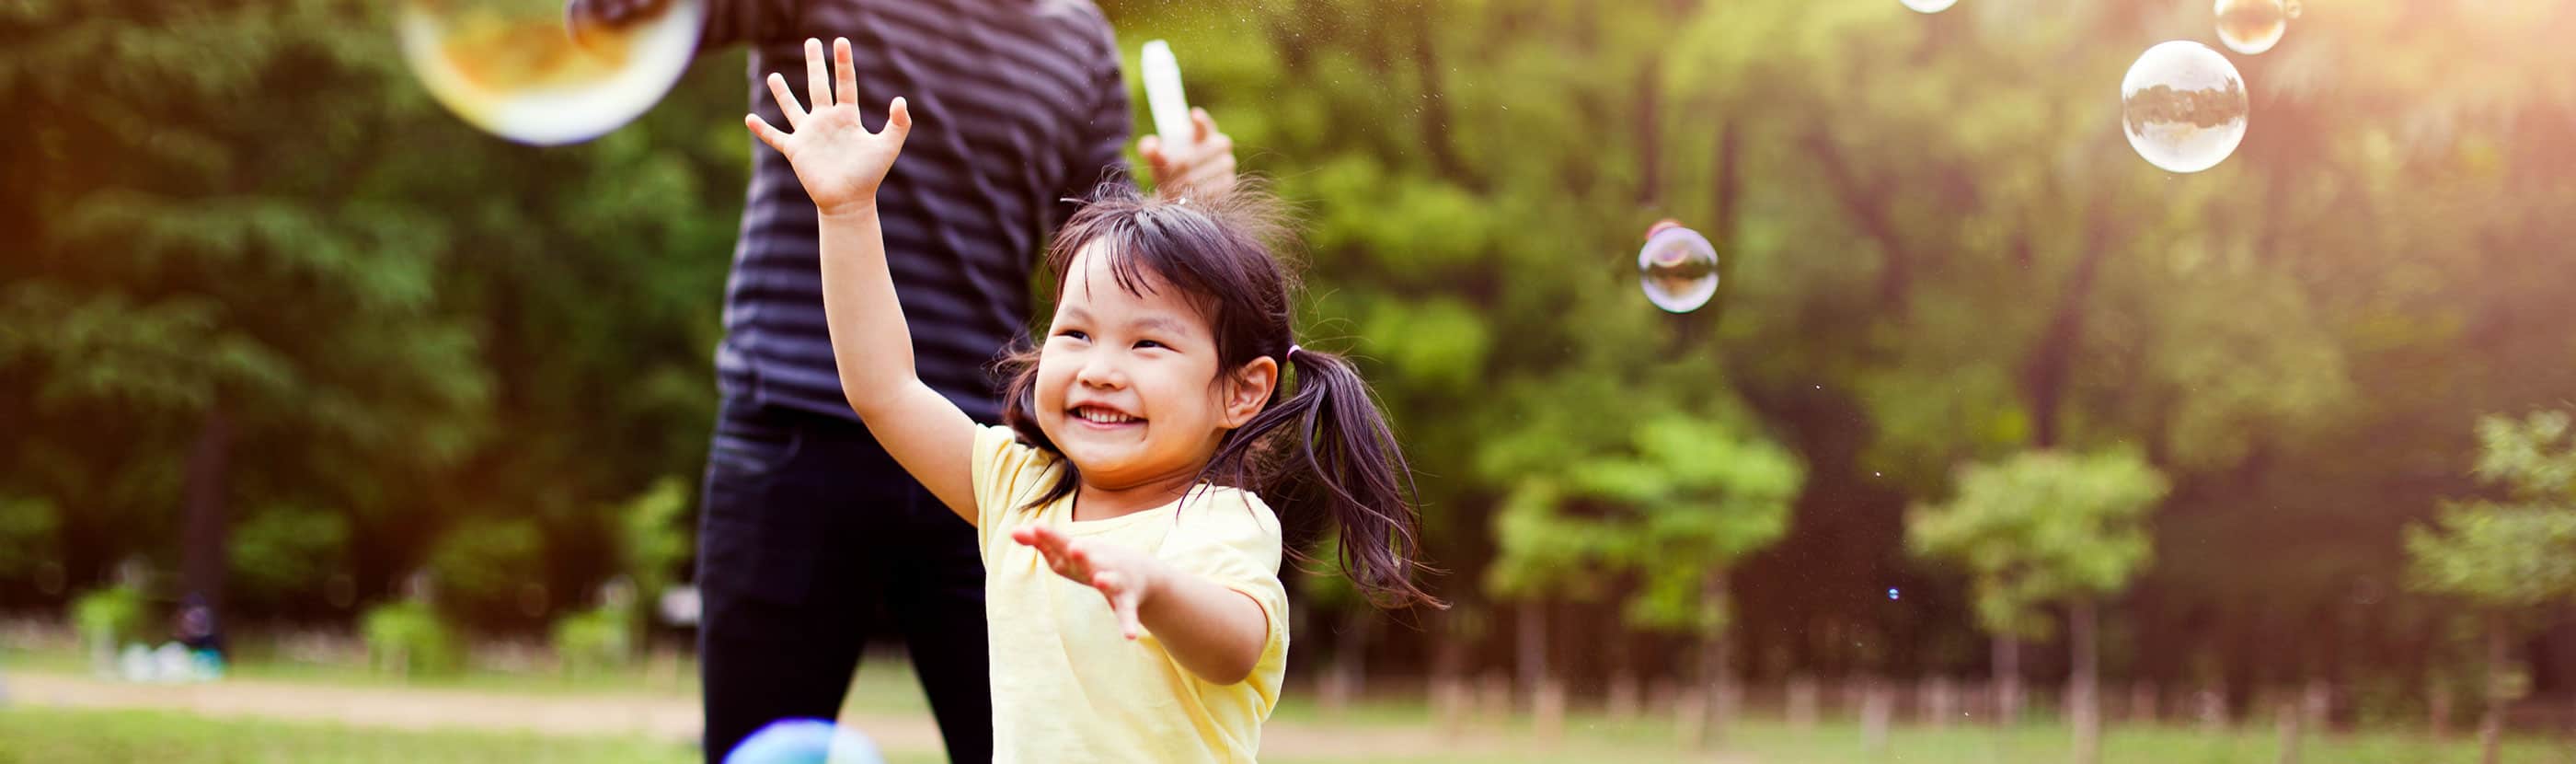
[2120,41,2249,174]
[1887,588,1902,601]
[2214,0,2291,55]
[1638,222,1719,314]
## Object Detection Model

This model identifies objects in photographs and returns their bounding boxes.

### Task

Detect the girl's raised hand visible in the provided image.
[745,38,911,217]
[1011,525,1159,640]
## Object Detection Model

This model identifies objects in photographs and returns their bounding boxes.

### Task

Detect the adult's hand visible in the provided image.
[1139,108,1237,199]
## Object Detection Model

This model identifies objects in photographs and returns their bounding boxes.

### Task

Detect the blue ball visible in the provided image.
[724,719,884,764]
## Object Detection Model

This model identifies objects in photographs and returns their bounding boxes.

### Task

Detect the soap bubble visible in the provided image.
[397,0,705,145]
[1638,222,1719,314]
[2120,41,2248,174]
[725,719,884,764]
[2214,0,2291,54]
[1901,0,1959,13]
[1887,587,1901,601]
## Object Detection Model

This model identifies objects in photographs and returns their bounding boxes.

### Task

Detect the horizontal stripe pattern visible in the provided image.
[708,0,1130,423]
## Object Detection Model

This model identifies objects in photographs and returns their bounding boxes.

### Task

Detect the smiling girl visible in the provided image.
[744,38,1441,762]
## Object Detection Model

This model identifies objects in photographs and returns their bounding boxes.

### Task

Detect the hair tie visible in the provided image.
[1286,344,1303,364]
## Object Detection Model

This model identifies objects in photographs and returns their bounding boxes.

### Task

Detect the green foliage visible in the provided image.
[2404,410,2576,612]
[1910,449,2169,639]
[360,598,460,677]
[227,504,350,607]
[0,493,60,578]
[615,478,691,606]
[1568,418,1803,633]
[1486,411,1803,635]
[550,602,636,677]
[69,585,149,648]
[427,518,546,624]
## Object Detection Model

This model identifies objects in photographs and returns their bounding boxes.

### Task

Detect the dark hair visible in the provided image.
[997,179,1443,610]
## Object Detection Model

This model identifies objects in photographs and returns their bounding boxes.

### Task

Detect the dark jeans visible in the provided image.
[696,399,992,763]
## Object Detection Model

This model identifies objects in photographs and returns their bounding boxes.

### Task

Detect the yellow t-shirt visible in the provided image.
[968,424,1292,763]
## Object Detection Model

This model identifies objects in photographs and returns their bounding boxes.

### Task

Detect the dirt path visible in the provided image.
[3,670,1522,759]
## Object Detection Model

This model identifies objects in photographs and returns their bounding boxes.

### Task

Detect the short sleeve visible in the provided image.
[970,424,1059,547]
[1165,491,1291,690]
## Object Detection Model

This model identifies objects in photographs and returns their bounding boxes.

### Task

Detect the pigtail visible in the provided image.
[1216,346,1445,610]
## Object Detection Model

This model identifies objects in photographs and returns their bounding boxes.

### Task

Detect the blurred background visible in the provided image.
[6,0,2576,761]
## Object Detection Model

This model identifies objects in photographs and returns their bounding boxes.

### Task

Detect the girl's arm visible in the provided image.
[746,38,977,522]
[1012,526,1270,685]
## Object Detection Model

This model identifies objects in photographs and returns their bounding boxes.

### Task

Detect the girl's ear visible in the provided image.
[1218,355,1280,429]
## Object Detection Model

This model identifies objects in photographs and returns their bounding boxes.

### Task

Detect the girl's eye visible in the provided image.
[1056,330,1088,341]
[1134,340,1166,350]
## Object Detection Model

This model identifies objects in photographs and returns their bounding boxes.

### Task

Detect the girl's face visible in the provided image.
[1036,242,1277,492]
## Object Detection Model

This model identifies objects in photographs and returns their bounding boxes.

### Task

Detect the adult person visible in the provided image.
[563,1,1237,760]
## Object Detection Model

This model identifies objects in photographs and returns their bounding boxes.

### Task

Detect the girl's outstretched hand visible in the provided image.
[1012,525,1160,641]
[745,37,912,217]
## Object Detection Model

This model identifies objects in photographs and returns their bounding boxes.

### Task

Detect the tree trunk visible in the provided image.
[1860,678,1893,755]
[2071,597,2101,764]
[1407,5,1477,190]
[1995,635,2024,727]
[178,406,234,649]
[1516,601,1547,705]
[2480,612,2508,764]
[1323,611,1374,717]
[1432,620,1469,739]
[2430,684,2452,740]
[1702,568,1734,747]
[1788,675,1821,732]
[2276,699,2302,764]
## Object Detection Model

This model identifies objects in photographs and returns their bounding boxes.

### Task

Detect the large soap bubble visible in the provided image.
[1639,221,1719,314]
[725,719,884,764]
[2214,0,2299,54]
[397,0,705,145]
[1901,0,1960,14]
[2120,41,2248,174]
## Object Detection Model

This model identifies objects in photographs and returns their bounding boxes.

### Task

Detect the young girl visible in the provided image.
[744,39,1441,761]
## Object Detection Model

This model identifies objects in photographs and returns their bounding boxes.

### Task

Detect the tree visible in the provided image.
[1563,417,1802,745]
[2405,410,2576,764]
[1911,448,2167,763]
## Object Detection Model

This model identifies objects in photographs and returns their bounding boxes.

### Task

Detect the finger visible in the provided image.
[805,39,833,110]
[834,38,857,109]
[883,97,913,139]
[1177,156,1236,194]
[1190,108,1219,144]
[765,73,807,126]
[1137,134,1164,166]
[1092,573,1142,639]
[744,113,791,153]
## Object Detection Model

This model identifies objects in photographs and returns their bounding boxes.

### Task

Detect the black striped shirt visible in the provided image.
[701,0,1129,423]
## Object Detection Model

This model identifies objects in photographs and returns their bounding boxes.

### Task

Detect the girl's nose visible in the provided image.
[1075,353,1125,388]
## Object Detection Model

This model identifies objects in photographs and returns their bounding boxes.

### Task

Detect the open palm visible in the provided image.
[746,38,912,217]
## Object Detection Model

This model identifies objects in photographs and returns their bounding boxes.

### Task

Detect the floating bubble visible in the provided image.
[1900,0,1959,13]
[2120,41,2248,174]
[2214,0,2292,54]
[1887,588,1901,601]
[397,0,705,145]
[1638,221,1719,314]
[725,719,884,764]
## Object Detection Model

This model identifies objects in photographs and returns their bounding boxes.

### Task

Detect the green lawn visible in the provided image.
[4,704,2566,764]
[6,639,2567,763]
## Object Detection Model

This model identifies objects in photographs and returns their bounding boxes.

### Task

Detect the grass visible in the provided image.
[0,706,705,764]
[5,704,2566,764]
[6,638,2570,763]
